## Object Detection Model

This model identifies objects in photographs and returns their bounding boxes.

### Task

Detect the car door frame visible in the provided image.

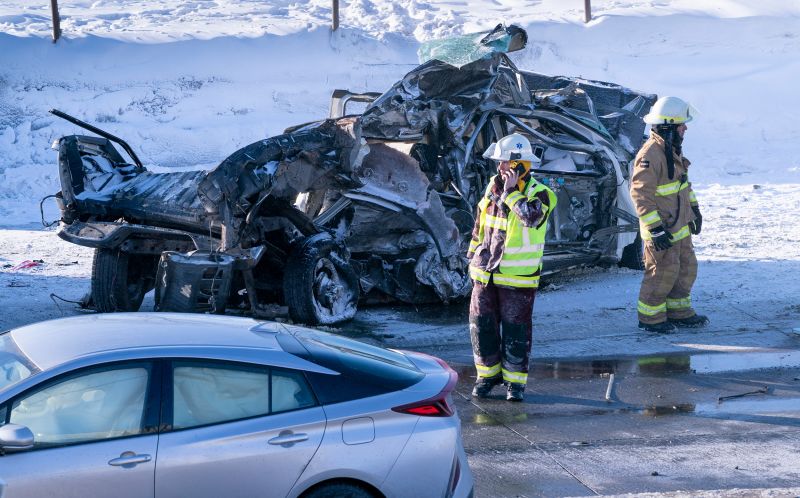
[0,359,164,498]
[153,357,328,498]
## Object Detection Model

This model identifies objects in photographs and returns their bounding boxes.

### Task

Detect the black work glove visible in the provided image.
[649,225,673,251]
[689,206,702,235]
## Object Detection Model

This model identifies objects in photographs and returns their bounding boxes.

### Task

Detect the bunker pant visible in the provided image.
[637,236,698,324]
[469,278,537,385]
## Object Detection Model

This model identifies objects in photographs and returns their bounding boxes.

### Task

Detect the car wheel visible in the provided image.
[619,233,645,270]
[283,233,359,325]
[302,482,376,498]
[91,248,155,312]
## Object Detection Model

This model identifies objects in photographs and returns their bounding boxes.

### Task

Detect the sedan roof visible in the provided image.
[9,313,287,370]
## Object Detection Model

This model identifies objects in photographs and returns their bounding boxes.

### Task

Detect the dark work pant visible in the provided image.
[469,278,537,385]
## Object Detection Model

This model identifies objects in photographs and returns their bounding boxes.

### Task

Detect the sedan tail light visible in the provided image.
[392,354,458,417]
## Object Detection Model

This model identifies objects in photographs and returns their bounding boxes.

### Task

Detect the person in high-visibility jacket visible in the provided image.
[631,96,709,333]
[467,133,557,402]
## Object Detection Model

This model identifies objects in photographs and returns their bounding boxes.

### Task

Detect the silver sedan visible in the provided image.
[0,313,473,498]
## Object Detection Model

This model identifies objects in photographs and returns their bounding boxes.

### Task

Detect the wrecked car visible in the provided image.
[49,25,653,325]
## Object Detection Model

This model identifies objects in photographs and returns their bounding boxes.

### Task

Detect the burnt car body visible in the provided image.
[50,25,653,325]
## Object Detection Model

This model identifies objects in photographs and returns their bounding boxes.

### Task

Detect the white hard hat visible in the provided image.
[643,96,698,125]
[482,133,539,162]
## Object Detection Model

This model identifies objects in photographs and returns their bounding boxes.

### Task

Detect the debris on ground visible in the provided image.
[718,386,770,403]
[9,259,44,271]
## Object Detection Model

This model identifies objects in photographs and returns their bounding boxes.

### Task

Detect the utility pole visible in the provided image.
[332,0,339,31]
[584,0,592,23]
[50,0,62,42]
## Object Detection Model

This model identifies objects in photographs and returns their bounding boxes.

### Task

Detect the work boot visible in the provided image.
[506,382,525,402]
[669,314,709,328]
[472,375,502,398]
[638,321,676,333]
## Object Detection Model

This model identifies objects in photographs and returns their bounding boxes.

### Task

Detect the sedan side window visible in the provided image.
[272,369,315,413]
[171,362,317,430]
[9,367,149,446]
[172,362,270,430]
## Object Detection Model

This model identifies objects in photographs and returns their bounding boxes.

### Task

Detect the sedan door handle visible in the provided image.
[108,451,152,467]
[268,432,309,446]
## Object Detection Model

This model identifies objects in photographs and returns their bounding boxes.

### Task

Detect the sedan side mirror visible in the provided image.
[0,424,34,454]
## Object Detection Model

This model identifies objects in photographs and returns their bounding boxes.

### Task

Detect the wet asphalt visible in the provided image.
[449,356,800,497]
[337,301,800,497]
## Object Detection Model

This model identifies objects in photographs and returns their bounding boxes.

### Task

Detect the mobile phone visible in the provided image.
[512,161,526,176]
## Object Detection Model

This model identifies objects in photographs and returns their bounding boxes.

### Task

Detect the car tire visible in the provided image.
[302,482,375,498]
[283,233,359,325]
[619,233,645,270]
[91,248,154,312]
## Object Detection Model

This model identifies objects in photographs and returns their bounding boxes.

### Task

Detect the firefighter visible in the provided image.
[631,96,709,333]
[467,133,557,401]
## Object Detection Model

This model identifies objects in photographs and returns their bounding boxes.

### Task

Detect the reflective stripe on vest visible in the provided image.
[484,214,507,231]
[642,224,691,242]
[504,190,525,209]
[469,266,540,288]
[640,210,661,226]
[656,180,690,197]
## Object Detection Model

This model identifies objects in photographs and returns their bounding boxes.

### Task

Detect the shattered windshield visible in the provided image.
[418,24,527,68]
[0,332,38,394]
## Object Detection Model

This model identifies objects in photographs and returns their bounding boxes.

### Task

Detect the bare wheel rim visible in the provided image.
[311,255,358,322]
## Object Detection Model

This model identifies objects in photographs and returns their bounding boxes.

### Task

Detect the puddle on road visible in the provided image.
[473,413,529,426]
[690,350,800,374]
[695,397,800,417]
[635,398,800,424]
[526,349,800,380]
[458,349,800,425]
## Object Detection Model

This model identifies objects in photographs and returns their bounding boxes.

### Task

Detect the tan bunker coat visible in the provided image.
[630,132,700,324]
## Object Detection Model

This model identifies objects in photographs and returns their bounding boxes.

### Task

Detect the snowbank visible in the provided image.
[0,0,798,231]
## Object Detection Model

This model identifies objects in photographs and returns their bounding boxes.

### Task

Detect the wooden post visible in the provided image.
[332,0,339,31]
[584,0,592,23]
[50,0,62,42]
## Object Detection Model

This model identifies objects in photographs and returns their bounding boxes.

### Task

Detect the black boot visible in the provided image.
[638,321,676,333]
[669,314,709,328]
[472,375,502,398]
[506,382,525,402]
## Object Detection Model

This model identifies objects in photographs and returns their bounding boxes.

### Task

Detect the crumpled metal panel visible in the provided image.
[361,54,530,142]
[196,118,363,242]
[523,72,656,155]
[341,141,469,302]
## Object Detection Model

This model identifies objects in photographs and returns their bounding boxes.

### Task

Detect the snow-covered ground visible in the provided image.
[0,1,798,344]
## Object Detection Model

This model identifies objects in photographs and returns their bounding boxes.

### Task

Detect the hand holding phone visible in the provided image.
[502,167,519,191]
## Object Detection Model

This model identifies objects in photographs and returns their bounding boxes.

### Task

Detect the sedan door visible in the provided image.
[0,362,159,498]
[154,360,326,498]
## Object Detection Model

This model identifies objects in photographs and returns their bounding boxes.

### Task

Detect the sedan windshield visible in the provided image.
[0,332,38,393]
